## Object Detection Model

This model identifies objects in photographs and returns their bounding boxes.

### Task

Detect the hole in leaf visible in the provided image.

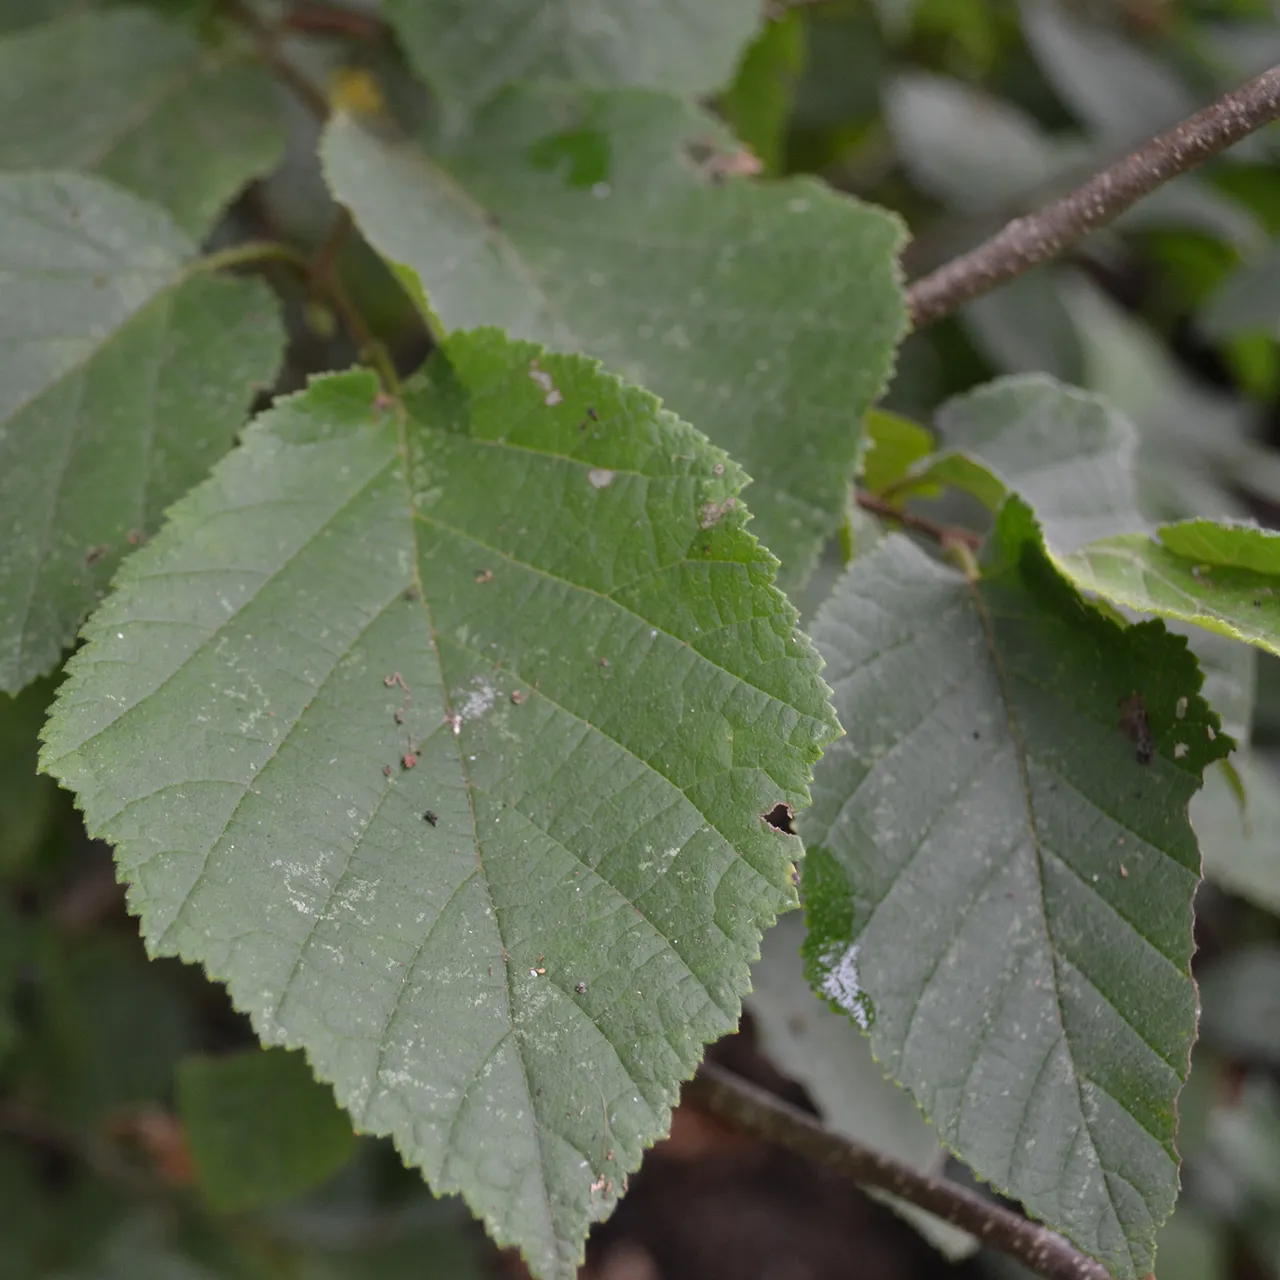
[762,802,795,834]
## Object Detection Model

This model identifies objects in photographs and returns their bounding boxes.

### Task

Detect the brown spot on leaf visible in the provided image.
[699,497,737,529]
[683,138,764,183]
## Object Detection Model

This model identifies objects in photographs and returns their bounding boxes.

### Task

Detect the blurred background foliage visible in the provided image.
[5,0,1280,1277]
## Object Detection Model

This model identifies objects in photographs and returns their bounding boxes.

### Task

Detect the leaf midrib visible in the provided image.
[394,401,564,1271]
[966,572,1140,1277]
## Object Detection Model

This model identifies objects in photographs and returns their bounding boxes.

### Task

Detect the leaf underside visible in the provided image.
[1062,520,1280,657]
[321,93,906,591]
[918,374,1145,554]
[42,330,839,1279]
[801,498,1228,1280]
[0,170,283,693]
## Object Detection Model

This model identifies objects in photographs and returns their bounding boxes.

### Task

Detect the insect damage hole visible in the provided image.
[762,802,795,834]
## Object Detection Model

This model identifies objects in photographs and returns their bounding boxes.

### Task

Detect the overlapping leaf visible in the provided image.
[859,408,935,497]
[801,496,1229,1278]
[383,0,762,123]
[179,1048,357,1211]
[886,377,1272,911]
[41,330,838,1278]
[900,374,1145,552]
[321,94,906,589]
[0,171,283,692]
[0,8,286,237]
[1062,521,1280,656]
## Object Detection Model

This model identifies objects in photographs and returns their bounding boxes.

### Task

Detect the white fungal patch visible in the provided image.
[818,942,869,1029]
[460,677,497,721]
[1176,696,1188,720]
[587,468,615,489]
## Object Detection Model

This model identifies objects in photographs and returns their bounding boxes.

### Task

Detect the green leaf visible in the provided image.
[320,95,906,590]
[41,329,838,1279]
[382,0,764,123]
[0,8,287,237]
[0,171,283,693]
[859,408,935,496]
[801,496,1229,1279]
[1061,520,1280,656]
[903,374,1145,551]
[718,11,806,176]
[179,1048,357,1212]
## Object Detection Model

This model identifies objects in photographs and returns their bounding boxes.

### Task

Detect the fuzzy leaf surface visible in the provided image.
[801,497,1228,1279]
[1062,521,1280,656]
[384,0,762,122]
[41,330,838,1279]
[0,8,286,237]
[0,171,283,692]
[321,96,906,590]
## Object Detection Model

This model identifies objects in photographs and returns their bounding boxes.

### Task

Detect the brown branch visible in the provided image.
[308,208,402,395]
[855,490,982,550]
[907,62,1280,329]
[687,1063,1109,1280]
[223,0,330,120]
[280,1,386,40]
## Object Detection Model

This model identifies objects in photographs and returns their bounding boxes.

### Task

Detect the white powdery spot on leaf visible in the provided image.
[819,942,869,1029]
[460,677,497,721]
